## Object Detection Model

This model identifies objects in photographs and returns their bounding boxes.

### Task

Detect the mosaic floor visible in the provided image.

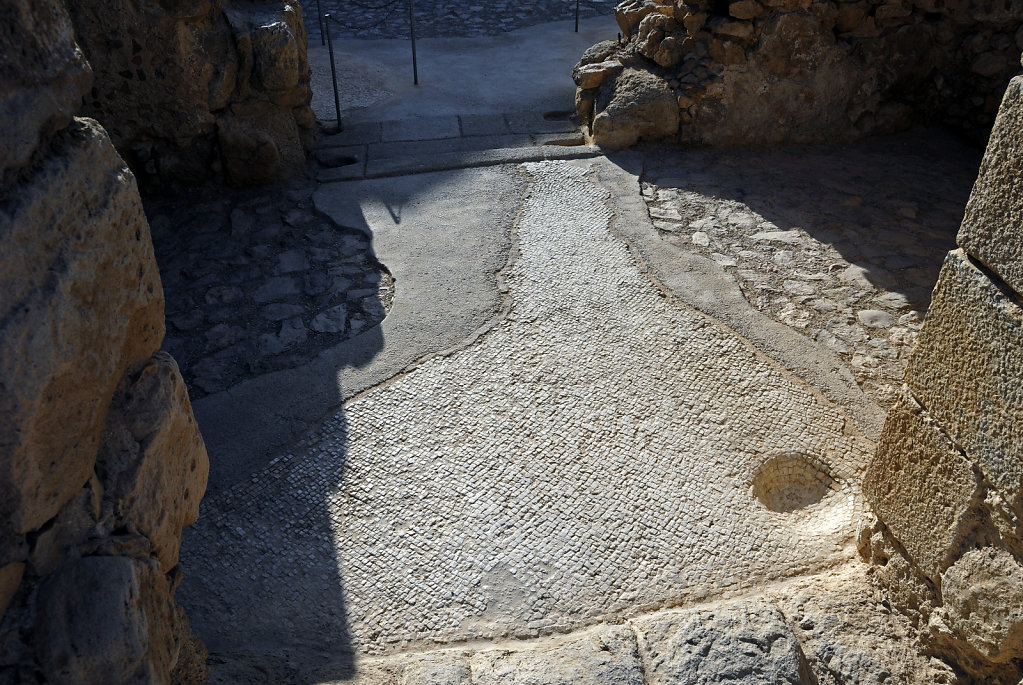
[180,160,870,662]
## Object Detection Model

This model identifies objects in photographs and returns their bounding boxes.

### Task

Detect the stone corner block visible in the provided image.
[958,76,1023,296]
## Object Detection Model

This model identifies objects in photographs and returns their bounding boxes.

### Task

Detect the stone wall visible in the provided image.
[64,0,316,187]
[861,74,1023,682]
[575,0,1023,148]
[0,0,209,682]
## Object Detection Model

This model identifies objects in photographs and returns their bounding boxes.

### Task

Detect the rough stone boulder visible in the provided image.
[65,0,315,186]
[0,118,164,540]
[1,1,210,680]
[0,0,91,176]
[98,352,210,572]
[34,556,178,685]
[934,548,1023,664]
[591,68,679,149]
[635,12,686,68]
[615,0,673,40]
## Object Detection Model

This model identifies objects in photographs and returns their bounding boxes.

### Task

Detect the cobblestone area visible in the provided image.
[639,131,980,407]
[180,161,870,661]
[302,0,616,41]
[147,183,393,398]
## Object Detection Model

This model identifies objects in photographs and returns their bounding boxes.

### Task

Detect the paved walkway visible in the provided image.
[314,110,597,181]
[181,159,867,678]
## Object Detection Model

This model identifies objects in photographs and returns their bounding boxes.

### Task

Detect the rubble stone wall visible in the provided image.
[64,0,316,187]
[861,75,1023,683]
[0,1,210,682]
[575,0,1023,148]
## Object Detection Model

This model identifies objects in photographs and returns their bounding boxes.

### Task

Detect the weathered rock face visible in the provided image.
[0,0,210,681]
[863,76,1023,683]
[591,67,680,148]
[575,0,1023,148]
[632,600,815,684]
[0,0,91,177]
[0,118,165,540]
[64,0,315,187]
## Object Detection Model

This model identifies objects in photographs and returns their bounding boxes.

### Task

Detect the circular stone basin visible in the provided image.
[752,453,837,513]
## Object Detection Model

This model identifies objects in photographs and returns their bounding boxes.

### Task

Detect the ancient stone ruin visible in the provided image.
[1,0,1022,681]
[575,0,1023,147]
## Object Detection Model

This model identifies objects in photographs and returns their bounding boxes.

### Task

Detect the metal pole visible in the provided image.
[575,0,580,32]
[324,14,343,132]
[409,0,419,85]
[317,0,325,45]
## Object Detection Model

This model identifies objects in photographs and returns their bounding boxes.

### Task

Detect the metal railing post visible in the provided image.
[409,0,419,85]
[324,14,344,132]
[317,0,325,45]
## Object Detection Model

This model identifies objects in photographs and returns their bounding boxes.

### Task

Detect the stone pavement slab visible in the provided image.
[301,0,616,41]
[307,16,618,124]
[460,113,512,137]
[380,115,461,142]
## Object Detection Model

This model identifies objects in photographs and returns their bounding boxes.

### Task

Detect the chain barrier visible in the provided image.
[315,0,617,104]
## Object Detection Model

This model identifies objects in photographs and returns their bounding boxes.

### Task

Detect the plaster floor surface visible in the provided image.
[180,159,872,678]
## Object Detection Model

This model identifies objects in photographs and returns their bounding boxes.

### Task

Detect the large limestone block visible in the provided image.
[863,390,980,580]
[98,352,209,572]
[470,625,644,684]
[0,0,92,176]
[64,0,222,151]
[34,555,178,685]
[958,76,1023,296]
[937,547,1023,663]
[217,106,305,186]
[905,249,1023,509]
[632,599,814,684]
[591,68,679,149]
[0,118,164,535]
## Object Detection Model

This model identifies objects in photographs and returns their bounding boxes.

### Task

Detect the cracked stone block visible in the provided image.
[905,249,1023,511]
[864,389,979,580]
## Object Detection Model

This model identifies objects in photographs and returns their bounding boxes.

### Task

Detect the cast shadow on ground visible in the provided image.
[155,193,387,682]
[611,127,982,312]
[167,160,523,683]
